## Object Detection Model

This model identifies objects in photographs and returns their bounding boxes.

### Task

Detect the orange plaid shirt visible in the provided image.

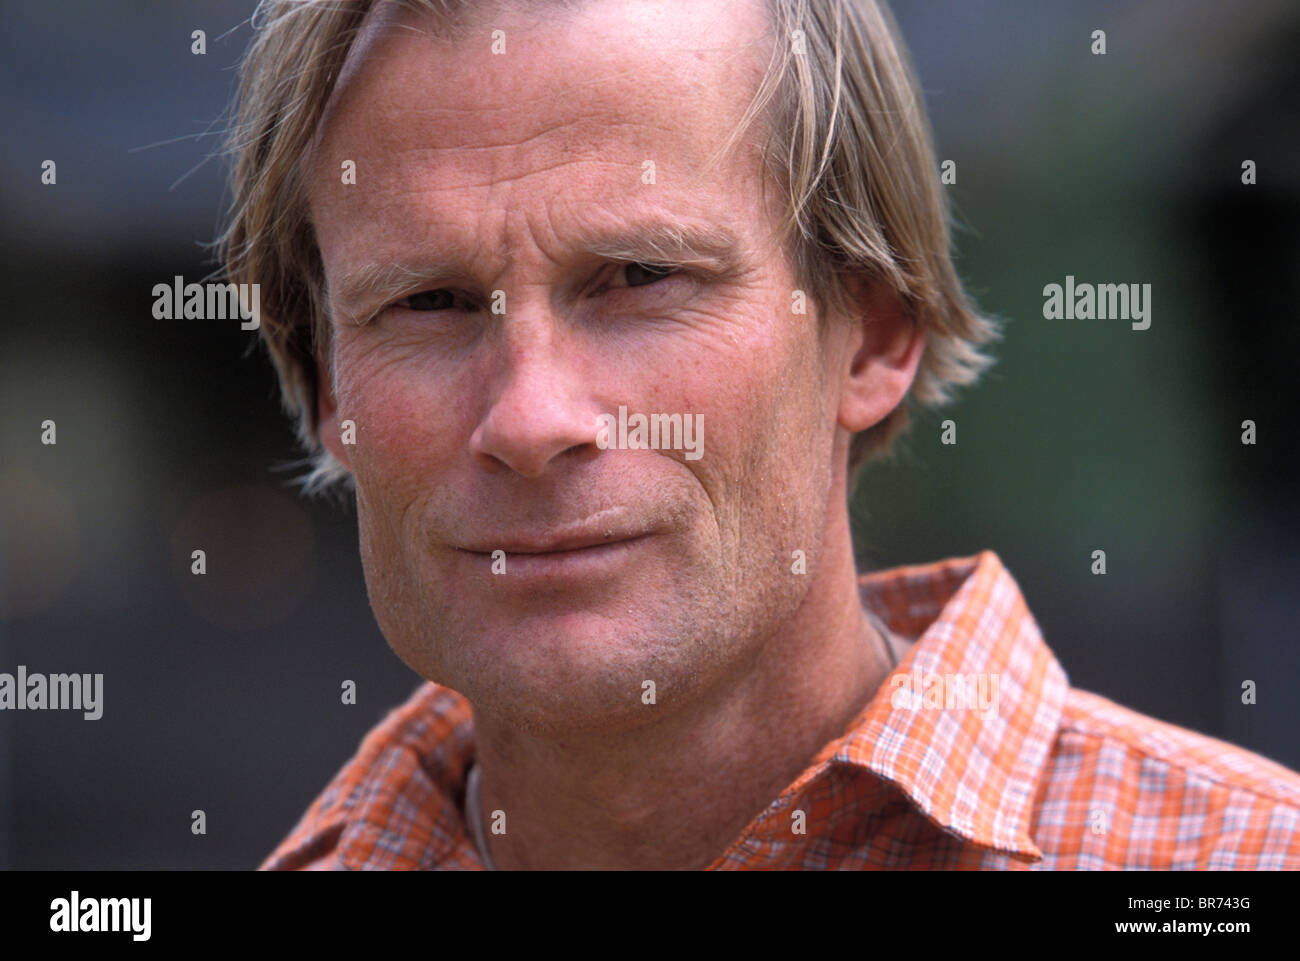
[261,550,1300,869]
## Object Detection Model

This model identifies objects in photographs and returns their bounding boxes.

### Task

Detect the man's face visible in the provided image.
[310,0,852,735]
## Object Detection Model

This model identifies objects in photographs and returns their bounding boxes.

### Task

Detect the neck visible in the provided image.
[471,495,890,870]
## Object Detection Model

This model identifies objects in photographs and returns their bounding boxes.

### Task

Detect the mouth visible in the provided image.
[454,530,652,581]
[457,524,649,556]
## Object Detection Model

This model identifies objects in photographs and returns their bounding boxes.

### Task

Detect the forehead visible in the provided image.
[307,0,774,253]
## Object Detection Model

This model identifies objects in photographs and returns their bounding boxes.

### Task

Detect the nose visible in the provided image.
[468,302,604,478]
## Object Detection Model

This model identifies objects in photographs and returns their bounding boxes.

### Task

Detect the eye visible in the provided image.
[399,289,458,311]
[620,262,677,288]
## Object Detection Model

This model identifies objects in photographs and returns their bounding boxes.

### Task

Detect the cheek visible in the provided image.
[334,338,462,490]
[697,309,825,470]
[662,306,831,556]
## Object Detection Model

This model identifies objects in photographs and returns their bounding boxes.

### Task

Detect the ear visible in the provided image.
[835,275,926,433]
[315,353,352,470]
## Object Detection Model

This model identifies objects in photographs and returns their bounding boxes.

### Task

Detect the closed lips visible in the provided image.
[459,533,645,554]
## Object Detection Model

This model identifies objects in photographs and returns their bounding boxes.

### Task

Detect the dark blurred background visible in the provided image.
[0,0,1296,868]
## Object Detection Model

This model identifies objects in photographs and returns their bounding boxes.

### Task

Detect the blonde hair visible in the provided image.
[218,0,1001,497]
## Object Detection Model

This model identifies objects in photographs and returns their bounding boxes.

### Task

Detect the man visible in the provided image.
[222,0,1300,869]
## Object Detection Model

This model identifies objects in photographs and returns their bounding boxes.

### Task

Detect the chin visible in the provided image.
[398,611,706,735]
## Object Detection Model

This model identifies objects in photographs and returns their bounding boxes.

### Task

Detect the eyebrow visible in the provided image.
[329,219,745,324]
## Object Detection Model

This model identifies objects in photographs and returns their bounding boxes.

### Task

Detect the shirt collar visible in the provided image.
[766,549,1068,863]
